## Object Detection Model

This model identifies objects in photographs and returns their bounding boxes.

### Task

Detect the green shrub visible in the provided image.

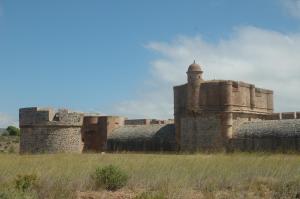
[0,192,9,199]
[14,174,37,192]
[93,164,128,191]
[6,126,20,136]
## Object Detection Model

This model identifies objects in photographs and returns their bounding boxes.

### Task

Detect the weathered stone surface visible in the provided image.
[174,62,274,151]
[281,112,296,119]
[19,107,84,154]
[231,119,300,151]
[107,124,176,151]
[81,116,124,152]
[180,114,222,151]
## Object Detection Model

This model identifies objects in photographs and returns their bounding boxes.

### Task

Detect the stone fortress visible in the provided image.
[19,62,300,153]
[19,108,175,153]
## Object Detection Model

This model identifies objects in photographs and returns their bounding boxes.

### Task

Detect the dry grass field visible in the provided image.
[0,136,19,153]
[1,151,300,199]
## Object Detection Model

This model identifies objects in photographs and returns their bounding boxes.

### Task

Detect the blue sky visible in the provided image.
[1,0,300,127]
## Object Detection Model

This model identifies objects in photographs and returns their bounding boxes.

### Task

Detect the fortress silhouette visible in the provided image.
[19,62,300,153]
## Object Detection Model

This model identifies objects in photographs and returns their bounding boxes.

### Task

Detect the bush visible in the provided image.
[0,192,9,199]
[14,174,37,192]
[93,165,128,191]
[6,126,20,136]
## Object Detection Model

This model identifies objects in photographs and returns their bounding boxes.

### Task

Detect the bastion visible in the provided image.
[174,61,274,151]
[18,62,300,153]
[19,107,84,154]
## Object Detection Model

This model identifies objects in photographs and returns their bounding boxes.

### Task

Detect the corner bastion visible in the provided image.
[19,107,84,154]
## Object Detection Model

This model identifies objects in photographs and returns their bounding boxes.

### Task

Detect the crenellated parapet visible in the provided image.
[265,112,300,120]
[19,107,83,127]
[124,119,174,125]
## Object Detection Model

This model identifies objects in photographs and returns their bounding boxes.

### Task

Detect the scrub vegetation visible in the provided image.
[1,152,300,198]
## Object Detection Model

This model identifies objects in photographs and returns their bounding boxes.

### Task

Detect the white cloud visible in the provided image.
[281,0,300,18]
[0,113,18,128]
[114,26,300,119]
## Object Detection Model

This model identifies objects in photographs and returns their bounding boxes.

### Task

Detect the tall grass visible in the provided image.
[1,153,300,198]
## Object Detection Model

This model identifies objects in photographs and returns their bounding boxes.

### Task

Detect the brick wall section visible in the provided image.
[19,107,84,154]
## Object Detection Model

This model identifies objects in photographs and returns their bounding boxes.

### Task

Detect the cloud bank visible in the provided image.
[114,26,300,119]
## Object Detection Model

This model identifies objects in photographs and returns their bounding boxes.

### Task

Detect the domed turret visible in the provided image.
[187,60,204,86]
[187,61,203,73]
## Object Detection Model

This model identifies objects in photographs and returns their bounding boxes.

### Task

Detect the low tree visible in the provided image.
[6,126,20,136]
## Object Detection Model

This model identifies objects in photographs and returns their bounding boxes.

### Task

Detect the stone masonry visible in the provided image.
[19,62,300,153]
[174,61,274,151]
[19,107,84,154]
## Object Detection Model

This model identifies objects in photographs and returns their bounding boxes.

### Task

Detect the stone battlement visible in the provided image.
[19,107,84,127]
[124,119,174,125]
[265,112,300,120]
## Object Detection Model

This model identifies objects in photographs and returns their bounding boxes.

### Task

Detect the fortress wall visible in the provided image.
[281,112,296,119]
[180,113,223,151]
[107,124,176,152]
[124,119,174,125]
[232,113,265,136]
[82,116,124,152]
[253,89,270,110]
[174,84,188,148]
[264,112,300,120]
[82,116,104,152]
[265,113,281,120]
[19,107,55,125]
[20,126,82,153]
[104,116,125,136]
[230,82,273,113]
[19,107,84,154]
[150,119,172,124]
[231,137,300,152]
[174,84,188,113]
[231,83,250,108]
[125,119,150,125]
[231,119,300,152]
[195,81,273,113]
[199,82,221,109]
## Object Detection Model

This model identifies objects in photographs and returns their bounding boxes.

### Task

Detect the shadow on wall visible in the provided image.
[106,124,176,152]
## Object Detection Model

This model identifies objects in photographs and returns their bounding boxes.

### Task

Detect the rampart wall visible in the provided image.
[231,118,300,152]
[82,116,124,152]
[19,107,84,154]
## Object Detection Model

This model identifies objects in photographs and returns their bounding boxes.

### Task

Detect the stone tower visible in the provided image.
[187,61,204,113]
[19,107,84,154]
[174,62,274,151]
